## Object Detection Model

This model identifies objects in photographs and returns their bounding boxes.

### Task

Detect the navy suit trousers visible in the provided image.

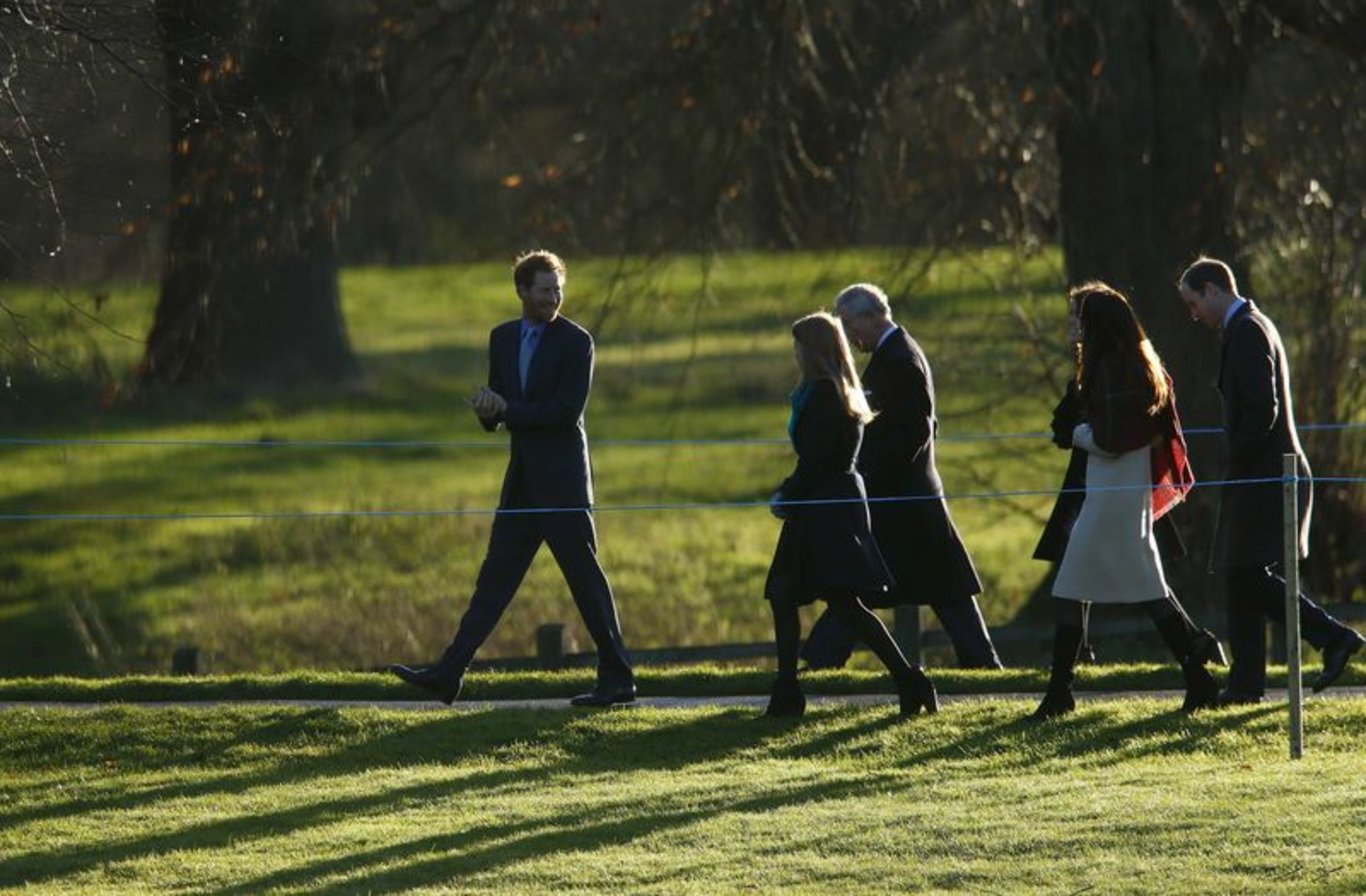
[1225,563,1349,696]
[440,508,633,687]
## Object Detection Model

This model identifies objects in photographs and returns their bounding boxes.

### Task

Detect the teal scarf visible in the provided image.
[787,381,814,443]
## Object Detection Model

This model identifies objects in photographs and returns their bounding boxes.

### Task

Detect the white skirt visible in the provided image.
[1052,440,1170,604]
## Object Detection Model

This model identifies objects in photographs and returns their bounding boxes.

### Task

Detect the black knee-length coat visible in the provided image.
[765,379,892,605]
[858,328,982,606]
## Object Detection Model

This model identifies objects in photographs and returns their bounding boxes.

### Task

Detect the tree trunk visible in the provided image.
[143,0,359,387]
[1047,0,1246,412]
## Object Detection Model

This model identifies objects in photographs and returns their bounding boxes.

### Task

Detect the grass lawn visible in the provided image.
[1,698,1363,893]
[0,663,1362,702]
[2,248,1083,676]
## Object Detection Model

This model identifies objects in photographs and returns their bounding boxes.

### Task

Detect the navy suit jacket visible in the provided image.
[480,315,596,510]
[1213,299,1311,569]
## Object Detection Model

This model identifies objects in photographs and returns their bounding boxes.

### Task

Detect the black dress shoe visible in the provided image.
[570,685,637,707]
[1216,687,1263,706]
[389,664,463,705]
[1312,629,1365,693]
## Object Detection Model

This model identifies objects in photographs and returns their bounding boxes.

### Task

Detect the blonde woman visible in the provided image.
[764,312,938,717]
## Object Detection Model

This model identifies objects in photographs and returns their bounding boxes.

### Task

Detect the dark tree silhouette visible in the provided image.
[145,0,503,386]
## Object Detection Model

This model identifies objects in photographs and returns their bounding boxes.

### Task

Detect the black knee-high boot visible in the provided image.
[765,596,806,717]
[1033,623,1083,719]
[828,598,938,715]
[1146,598,1220,712]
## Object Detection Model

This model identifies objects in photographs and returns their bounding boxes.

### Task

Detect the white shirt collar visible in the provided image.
[874,324,898,352]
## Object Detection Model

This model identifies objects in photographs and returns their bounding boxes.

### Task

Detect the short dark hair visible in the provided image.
[513,250,566,292]
[1179,257,1237,294]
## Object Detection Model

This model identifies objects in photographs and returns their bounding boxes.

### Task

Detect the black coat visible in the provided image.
[765,379,892,605]
[1213,300,1311,570]
[481,315,596,509]
[857,327,982,606]
[1032,376,1187,564]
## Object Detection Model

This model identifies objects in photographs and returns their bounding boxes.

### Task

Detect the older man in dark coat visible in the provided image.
[1178,257,1363,703]
[801,283,1002,669]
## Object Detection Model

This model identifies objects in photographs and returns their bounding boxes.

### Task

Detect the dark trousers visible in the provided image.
[801,595,1001,669]
[439,508,634,687]
[1225,563,1348,696]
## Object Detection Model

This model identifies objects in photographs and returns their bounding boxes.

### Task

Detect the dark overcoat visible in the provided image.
[857,327,982,606]
[1213,300,1311,570]
[481,315,596,510]
[765,379,892,605]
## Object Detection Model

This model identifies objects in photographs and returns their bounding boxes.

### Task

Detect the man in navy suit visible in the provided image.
[1178,256,1363,703]
[802,283,1002,670]
[392,250,636,706]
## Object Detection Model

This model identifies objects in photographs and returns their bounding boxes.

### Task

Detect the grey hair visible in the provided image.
[834,282,891,319]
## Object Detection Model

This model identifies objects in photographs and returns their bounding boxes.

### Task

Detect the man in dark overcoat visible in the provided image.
[801,283,1002,669]
[1178,256,1362,702]
[391,250,636,707]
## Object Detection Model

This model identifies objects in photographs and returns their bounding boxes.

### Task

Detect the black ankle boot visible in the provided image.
[895,667,939,716]
[763,676,806,717]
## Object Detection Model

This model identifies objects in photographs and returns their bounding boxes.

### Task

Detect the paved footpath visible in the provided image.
[3,687,1363,712]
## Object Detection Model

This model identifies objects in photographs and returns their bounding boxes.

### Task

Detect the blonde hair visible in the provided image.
[792,312,874,423]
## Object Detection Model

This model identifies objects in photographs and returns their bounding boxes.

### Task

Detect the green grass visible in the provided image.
[1,663,1361,702]
[1,699,1363,893]
[0,246,1240,675]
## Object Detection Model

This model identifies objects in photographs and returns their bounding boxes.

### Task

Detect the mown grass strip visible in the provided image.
[1,663,1359,703]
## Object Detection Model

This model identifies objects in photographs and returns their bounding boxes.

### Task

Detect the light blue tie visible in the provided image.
[519,327,540,390]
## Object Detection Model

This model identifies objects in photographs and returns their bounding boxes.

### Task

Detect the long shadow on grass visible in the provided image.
[885,701,1286,772]
[212,716,910,894]
[0,706,803,888]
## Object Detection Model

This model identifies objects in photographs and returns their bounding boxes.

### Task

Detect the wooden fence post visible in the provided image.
[171,646,201,675]
[536,623,566,670]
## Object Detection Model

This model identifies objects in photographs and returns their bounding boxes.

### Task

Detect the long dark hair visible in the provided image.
[1070,281,1169,415]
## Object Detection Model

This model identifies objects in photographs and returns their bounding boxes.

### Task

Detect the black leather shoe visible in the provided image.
[389,664,463,705]
[1312,629,1365,694]
[570,685,637,707]
[1216,687,1263,706]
